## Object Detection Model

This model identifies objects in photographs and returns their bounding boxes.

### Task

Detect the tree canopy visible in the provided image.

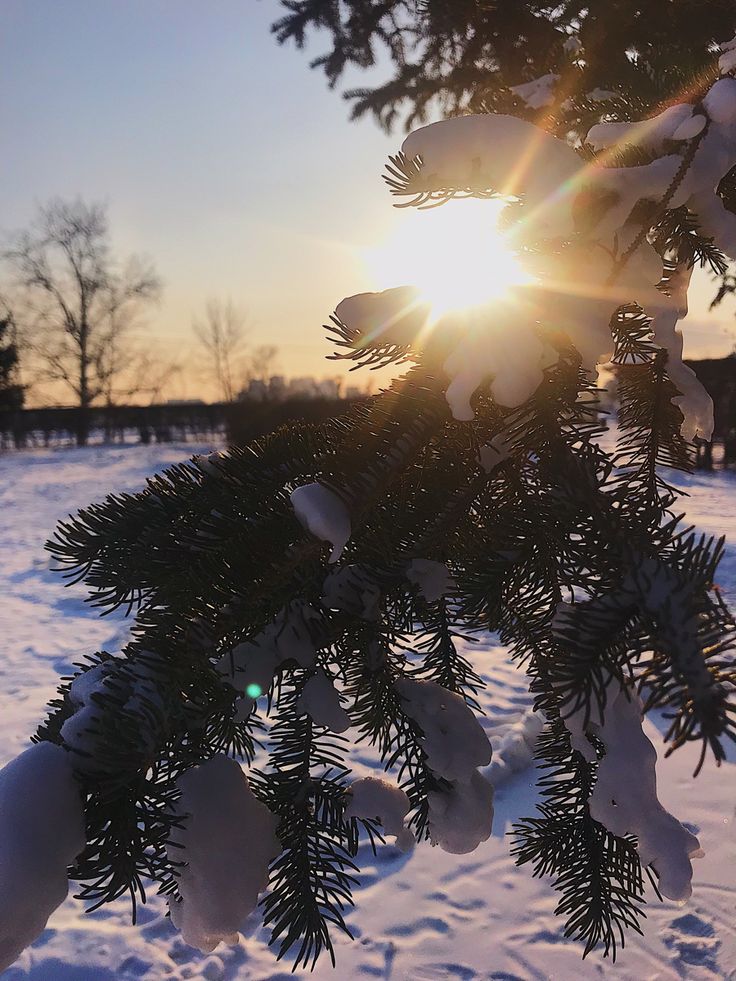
[273,1,736,135]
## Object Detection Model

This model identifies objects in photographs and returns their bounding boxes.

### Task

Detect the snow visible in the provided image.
[372,83,736,436]
[290,482,351,562]
[266,601,322,667]
[0,443,734,979]
[702,76,736,125]
[406,558,454,603]
[427,770,495,855]
[561,680,702,903]
[400,114,584,238]
[344,777,414,851]
[361,78,736,441]
[0,743,85,973]
[672,113,708,141]
[586,88,617,102]
[441,304,557,418]
[59,656,162,770]
[394,678,492,782]
[321,564,380,619]
[296,669,351,733]
[167,755,281,953]
[586,104,695,152]
[486,707,545,784]
[216,640,278,717]
[719,47,736,75]
[510,73,559,109]
[216,602,321,715]
[334,286,429,350]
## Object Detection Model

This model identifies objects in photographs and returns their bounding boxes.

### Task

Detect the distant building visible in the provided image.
[315,378,341,399]
[241,378,268,402]
[268,375,286,401]
[239,375,356,403]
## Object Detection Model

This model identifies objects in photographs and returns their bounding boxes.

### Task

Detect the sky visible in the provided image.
[2,0,736,404]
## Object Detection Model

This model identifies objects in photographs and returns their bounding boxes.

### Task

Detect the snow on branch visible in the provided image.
[396,678,495,854]
[0,744,85,973]
[344,776,414,851]
[359,78,736,437]
[167,755,281,953]
[561,680,702,902]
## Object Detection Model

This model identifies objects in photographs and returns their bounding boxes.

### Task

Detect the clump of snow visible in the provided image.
[0,742,86,973]
[719,36,736,75]
[216,602,323,717]
[702,76,736,124]
[510,73,559,109]
[218,641,278,720]
[427,771,494,854]
[268,601,323,667]
[344,776,414,851]
[487,708,544,784]
[672,114,707,141]
[586,103,695,152]
[297,669,351,733]
[400,114,584,239]
[406,559,454,603]
[322,564,380,619]
[563,35,582,55]
[60,657,163,770]
[373,75,736,441]
[395,678,492,782]
[442,306,557,418]
[167,755,281,953]
[335,286,430,351]
[291,482,351,563]
[561,679,702,901]
[586,88,617,102]
[59,662,117,757]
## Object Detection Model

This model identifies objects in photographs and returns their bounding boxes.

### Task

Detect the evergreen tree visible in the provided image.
[273,0,736,307]
[1,38,736,979]
[0,315,23,411]
[272,0,736,134]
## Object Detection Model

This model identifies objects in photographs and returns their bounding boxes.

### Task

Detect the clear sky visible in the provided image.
[2,0,735,403]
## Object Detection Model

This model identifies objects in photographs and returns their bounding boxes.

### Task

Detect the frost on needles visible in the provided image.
[2,53,736,976]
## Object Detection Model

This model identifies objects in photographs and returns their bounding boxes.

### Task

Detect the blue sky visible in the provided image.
[2,1,735,400]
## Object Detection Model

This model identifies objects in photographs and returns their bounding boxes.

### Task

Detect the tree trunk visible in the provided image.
[78,320,90,446]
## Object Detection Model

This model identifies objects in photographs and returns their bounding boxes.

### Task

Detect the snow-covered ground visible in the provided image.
[0,443,734,981]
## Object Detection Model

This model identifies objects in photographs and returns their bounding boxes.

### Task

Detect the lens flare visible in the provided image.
[364,198,534,322]
[245,682,263,699]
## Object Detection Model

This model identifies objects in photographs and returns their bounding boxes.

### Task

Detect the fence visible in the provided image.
[0,397,366,452]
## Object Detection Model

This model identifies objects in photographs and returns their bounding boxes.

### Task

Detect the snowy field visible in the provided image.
[0,442,734,981]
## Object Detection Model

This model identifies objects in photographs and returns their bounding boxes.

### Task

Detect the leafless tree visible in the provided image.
[247,343,279,383]
[192,298,250,402]
[3,198,161,443]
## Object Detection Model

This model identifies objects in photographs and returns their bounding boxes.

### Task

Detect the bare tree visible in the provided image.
[3,198,160,443]
[246,343,279,383]
[193,298,249,402]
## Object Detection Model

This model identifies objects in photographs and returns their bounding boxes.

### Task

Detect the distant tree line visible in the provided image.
[0,198,358,447]
[0,314,23,411]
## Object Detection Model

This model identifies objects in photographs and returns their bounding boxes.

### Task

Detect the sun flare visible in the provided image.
[364,198,534,322]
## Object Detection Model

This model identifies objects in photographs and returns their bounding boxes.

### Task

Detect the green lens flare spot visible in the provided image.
[245,683,263,699]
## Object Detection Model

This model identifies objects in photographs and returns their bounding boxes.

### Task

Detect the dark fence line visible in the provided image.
[0,397,366,452]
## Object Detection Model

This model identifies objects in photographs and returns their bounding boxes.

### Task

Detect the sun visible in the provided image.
[364,198,534,322]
